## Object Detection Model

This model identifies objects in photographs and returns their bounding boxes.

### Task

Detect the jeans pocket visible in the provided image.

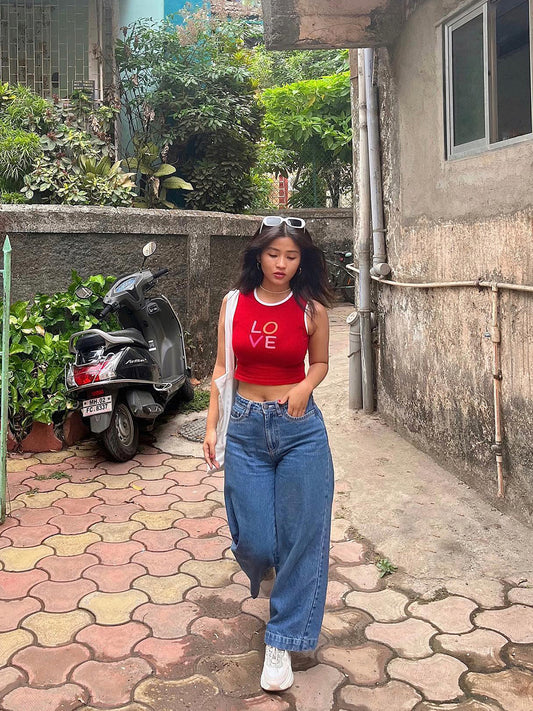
[282,407,316,422]
[230,403,248,421]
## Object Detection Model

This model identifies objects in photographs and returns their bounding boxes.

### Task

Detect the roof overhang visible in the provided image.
[261,0,405,50]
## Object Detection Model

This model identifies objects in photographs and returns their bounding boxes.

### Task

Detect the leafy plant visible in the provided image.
[178,389,210,413]
[0,125,42,191]
[5,272,116,442]
[0,191,28,204]
[375,558,398,577]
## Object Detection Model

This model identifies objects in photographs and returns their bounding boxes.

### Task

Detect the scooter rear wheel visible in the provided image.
[102,401,139,462]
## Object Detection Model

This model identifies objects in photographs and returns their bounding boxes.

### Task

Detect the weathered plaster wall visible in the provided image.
[374,1,533,523]
[0,205,352,377]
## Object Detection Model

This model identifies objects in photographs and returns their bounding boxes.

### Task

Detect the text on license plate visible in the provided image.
[81,395,113,417]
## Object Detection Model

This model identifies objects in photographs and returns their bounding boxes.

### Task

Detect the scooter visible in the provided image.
[65,242,193,461]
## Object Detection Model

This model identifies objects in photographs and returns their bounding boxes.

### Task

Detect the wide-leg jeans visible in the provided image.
[224,392,334,652]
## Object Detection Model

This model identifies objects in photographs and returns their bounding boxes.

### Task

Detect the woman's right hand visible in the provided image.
[203,427,219,471]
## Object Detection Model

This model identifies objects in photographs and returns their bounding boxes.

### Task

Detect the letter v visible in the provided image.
[249,334,263,348]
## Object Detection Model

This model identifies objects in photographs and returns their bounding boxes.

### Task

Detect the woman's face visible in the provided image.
[259,236,301,289]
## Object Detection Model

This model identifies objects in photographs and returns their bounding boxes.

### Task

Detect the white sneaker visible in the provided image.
[260,644,294,691]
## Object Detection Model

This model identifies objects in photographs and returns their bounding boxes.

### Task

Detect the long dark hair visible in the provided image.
[235,223,334,314]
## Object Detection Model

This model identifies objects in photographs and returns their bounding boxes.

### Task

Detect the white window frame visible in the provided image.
[444,0,533,159]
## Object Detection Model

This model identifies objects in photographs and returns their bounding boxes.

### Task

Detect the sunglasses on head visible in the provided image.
[260,216,306,232]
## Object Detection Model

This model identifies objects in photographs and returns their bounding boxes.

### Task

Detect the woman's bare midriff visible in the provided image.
[236,380,302,402]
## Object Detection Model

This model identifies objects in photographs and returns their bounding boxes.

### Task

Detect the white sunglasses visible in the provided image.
[260,216,306,232]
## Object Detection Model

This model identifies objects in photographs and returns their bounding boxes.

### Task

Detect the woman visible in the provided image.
[203,215,334,692]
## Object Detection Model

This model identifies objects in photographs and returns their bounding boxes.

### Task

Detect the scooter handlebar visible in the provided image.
[152,267,170,279]
[100,304,113,319]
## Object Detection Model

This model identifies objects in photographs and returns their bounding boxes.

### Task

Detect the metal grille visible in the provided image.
[0,0,90,99]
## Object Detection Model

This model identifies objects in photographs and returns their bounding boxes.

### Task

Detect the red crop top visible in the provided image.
[232,290,309,386]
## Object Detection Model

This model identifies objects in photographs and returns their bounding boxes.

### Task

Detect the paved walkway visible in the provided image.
[0,307,532,711]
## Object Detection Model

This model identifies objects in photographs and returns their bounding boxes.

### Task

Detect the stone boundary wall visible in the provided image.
[0,205,353,376]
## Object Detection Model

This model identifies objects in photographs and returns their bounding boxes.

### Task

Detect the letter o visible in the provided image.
[263,321,278,335]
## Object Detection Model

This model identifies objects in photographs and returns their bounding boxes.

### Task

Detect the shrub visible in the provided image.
[0,124,42,191]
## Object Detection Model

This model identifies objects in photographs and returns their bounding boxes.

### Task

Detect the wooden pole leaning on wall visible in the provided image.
[0,236,12,524]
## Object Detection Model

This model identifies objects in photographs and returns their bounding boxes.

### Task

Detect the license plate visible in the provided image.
[81,395,113,417]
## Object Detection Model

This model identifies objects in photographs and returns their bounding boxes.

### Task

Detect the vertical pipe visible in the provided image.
[364,48,390,277]
[491,285,504,497]
[358,49,374,414]
[0,236,12,524]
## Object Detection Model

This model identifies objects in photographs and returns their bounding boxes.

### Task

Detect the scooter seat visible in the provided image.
[110,329,149,349]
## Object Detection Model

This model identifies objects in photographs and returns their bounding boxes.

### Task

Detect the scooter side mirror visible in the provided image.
[75,286,93,299]
[142,242,157,257]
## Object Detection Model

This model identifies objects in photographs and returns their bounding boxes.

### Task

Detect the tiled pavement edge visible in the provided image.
[0,438,532,711]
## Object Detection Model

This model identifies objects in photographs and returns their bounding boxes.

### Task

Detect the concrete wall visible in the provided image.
[0,205,352,377]
[372,0,533,524]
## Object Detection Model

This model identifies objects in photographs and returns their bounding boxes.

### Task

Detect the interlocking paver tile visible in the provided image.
[319,642,393,684]
[130,493,181,511]
[133,573,197,604]
[132,601,201,638]
[133,453,170,467]
[21,610,93,646]
[72,658,153,707]
[201,475,224,491]
[36,553,99,581]
[89,521,144,542]
[414,699,502,710]
[130,479,175,495]
[388,653,468,702]
[335,563,384,591]
[175,516,227,538]
[94,488,138,505]
[12,643,91,686]
[502,643,533,670]
[329,517,351,542]
[0,667,25,699]
[10,506,62,526]
[434,629,508,671]
[186,583,250,618]
[64,468,107,484]
[321,608,373,642]
[176,535,230,560]
[190,614,263,653]
[15,490,66,508]
[165,469,206,486]
[7,457,39,472]
[171,500,219,518]
[94,474,141,490]
[21,477,65,493]
[131,549,190,576]
[222,696,290,711]
[0,569,48,599]
[409,596,477,634]
[465,667,533,711]
[83,563,146,592]
[330,540,366,564]
[57,482,103,498]
[164,457,205,471]
[134,674,219,711]
[167,484,215,502]
[1,684,89,711]
[325,579,351,608]
[55,497,103,515]
[132,510,184,529]
[2,523,59,547]
[132,528,187,551]
[285,663,346,711]
[35,451,72,464]
[130,465,173,481]
[0,629,33,666]
[29,578,97,612]
[0,598,41,632]
[86,540,145,565]
[27,463,74,477]
[345,588,410,621]
[197,650,262,697]
[366,617,438,658]
[5,499,24,513]
[0,544,54,571]
[206,490,225,504]
[241,596,270,623]
[339,680,422,711]
[76,621,150,660]
[100,460,141,475]
[79,590,149,625]
[180,559,240,587]
[507,586,533,605]
[46,532,101,556]
[134,635,210,678]
[474,604,533,643]
[47,513,102,534]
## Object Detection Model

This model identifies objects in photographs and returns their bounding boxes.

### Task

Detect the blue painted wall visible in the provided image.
[119,0,198,29]
[164,0,191,24]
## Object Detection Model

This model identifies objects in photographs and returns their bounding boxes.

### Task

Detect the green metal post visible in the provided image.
[0,235,12,524]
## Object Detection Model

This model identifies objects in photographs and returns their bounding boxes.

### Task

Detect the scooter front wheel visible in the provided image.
[102,401,139,462]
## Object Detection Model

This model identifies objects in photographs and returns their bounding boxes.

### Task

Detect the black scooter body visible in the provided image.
[66,250,193,461]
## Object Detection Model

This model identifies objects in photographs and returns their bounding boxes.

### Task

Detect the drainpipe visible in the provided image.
[358,49,374,414]
[490,285,505,497]
[364,48,390,278]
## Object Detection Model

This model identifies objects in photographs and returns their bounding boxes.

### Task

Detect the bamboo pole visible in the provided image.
[0,236,12,524]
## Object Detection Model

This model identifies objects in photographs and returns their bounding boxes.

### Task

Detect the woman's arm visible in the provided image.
[278,302,329,417]
[203,295,228,469]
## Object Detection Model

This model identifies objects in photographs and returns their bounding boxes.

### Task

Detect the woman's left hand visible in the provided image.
[278,382,312,418]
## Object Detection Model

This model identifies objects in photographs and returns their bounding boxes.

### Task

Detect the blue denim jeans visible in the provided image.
[224,392,334,652]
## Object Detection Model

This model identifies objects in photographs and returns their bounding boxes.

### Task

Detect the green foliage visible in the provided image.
[5,272,116,440]
[116,10,263,212]
[261,74,353,207]
[249,46,349,90]
[375,558,398,577]
[0,191,28,204]
[177,388,210,413]
[0,82,134,207]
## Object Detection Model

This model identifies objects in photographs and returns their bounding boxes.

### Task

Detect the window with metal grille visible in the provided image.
[0,0,95,99]
[444,0,532,157]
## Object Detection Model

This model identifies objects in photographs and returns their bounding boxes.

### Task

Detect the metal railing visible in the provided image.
[0,236,12,524]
